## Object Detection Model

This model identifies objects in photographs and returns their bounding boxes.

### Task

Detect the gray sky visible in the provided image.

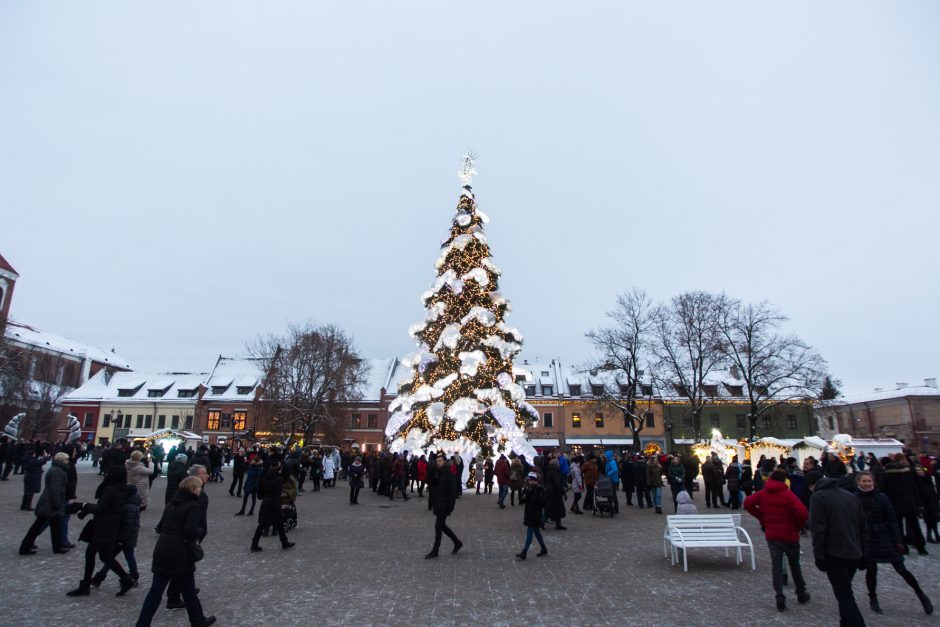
[1,2,938,395]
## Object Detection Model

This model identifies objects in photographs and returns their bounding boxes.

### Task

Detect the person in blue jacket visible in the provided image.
[605,450,620,514]
[235,455,264,516]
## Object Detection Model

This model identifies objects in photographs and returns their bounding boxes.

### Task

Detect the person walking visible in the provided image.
[494,454,510,509]
[642,455,661,513]
[165,456,188,506]
[855,471,933,615]
[416,454,428,497]
[134,476,215,627]
[544,459,567,530]
[235,456,263,517]
[91,482,142,588]
[568,456,584,514]
[702,455,723,508]
[483,458,494,495]
[474,457,485,494]
[250,462,295,552]
[20,448,47,511]
[744,469,811,612]
[807,471,867,627]
[425,455,462,559]
[515,472,549,559]
[725,456,742,510]
[581,455,598,511]
[666,456,686,513]
[322,452,335,488]
[19,452,70,555]
[229,448,246,497]
[348,456,365,505]
[914,465,939,544]
[125,451,154,512]
[880,456,927,554]
[509,454,525,507]
[604,450,620,514]
[67,467,136,597]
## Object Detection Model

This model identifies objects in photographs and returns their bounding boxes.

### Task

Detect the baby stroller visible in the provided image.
[593,475,616,517]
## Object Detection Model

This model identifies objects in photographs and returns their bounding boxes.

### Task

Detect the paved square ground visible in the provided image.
[0,461,936,626]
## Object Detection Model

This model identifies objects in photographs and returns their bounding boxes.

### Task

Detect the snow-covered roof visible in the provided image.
[4,320,132,369]
[359,358,399,401]
[817,383,940,407]
[64,369,209,403]
[204,356,264,401]
[0,253,18,277]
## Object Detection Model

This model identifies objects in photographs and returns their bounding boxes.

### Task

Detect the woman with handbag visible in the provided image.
[134,476,215,627]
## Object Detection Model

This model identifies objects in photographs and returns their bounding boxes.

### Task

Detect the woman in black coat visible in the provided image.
[20,449,47,510]
[544,459,567,530]
[856,472,933,616]
[250,463,294,551]
[516,472,548,559]
[135,476,215,627]
[67,466,136,596]
[914,466,939,543]
[880,459,927,553]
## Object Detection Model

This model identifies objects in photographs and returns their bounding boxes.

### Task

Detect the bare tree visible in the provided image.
[716,298,827,439]
[650,291,727,442]
[248,322,370,445]
[0,345,72,439]
[585,287,655,449]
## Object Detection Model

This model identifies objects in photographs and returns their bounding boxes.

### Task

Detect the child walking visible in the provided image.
[515,472,548,560]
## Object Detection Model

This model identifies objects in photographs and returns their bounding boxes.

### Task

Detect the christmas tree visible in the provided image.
[386,155,538,481]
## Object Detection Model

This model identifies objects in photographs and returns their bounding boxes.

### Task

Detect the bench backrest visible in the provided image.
[666,515,740,541]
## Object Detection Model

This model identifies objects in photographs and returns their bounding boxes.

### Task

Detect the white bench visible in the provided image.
[662,514,755,572]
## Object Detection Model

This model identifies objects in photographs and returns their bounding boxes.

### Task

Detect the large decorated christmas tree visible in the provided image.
[386,156,538,481]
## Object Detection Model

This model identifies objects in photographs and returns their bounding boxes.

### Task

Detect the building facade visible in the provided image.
[814,380,940,453]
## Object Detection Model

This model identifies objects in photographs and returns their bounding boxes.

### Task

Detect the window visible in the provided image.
[145,415,152,429]
[754,385,769,396]
[736,414,746,429]
[618,384,630,396]
[147,389,164,398]
[136,414,144,429]
[726,384,743,396]
[103,414,111,428]
[762,415,772,430]
[350,414,361,429]
[674,384,690,396]
[787,415,797,430]
[367,414,377,428]
[236,386,253,395]
[542,385,553,396]
[207,411,220,430]
[525,385,536,396]
[184,415,193,429]
[221,413,232,429]
[710,413,720,428]
[827,416,834,430]
[83,412,94,428]
[568,384,581,396]
[703,385,718,397]
[683,415,692,427]
[543,412,553,428]
[233,412,246,431]
[158,415,166,429]
[595,413,604,428]
[572,413,581,428]
[645,411,655,428]
[211,386,227,395]
[177,389,196,398]
[124,415,132,428]
[541,371,549,377]
[172,415,180,429]
[641,384,653,396]
[117,389,135,397]
[591,384,604,396]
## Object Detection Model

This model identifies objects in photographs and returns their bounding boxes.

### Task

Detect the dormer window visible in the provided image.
[703,385,718,397]
[725,384,743,397]
[211,386,228,395]
[515,375,526,384]
[147,389,164,398]
[591,384,605,396]
[568,384,581,396]
[618,384,630,395]
[641,384,653,396]
[177,389,196,398]
[541,371,549,377]
[525,385,536,396]
[542,385,553,396]
[236,386,253,395]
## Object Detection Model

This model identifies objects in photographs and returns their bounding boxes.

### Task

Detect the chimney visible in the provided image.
[895,382,908,390]
[925,378,938,389]
[729,364,741,380]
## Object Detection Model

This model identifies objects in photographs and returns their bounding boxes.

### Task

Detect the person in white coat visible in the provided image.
[322,454,335,488]
[568,457,585,514]
[125,451,154,511]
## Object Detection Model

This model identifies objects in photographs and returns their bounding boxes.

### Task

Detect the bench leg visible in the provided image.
[736,546,742,564]
[749,546,756,570]
[683,547,688,572]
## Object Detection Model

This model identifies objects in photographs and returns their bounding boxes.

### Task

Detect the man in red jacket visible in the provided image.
[744,469,811,612]
[494,454,511,509]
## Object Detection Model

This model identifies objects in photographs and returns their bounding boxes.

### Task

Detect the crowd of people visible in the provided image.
[3,432,938,626]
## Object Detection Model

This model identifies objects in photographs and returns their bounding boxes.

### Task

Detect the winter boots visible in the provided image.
[916,590,934,615]
[869,594,883,614]
[20,494,33,511]
[655,506,663,514]
[515,550,527,560]
[66,580,91,597]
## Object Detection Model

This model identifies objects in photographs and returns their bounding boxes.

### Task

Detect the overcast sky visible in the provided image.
[1,2,938,395]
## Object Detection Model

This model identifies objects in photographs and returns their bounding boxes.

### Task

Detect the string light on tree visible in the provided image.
[386,154,538,484]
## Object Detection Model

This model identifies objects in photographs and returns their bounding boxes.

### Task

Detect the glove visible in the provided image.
[815,559,828,572]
